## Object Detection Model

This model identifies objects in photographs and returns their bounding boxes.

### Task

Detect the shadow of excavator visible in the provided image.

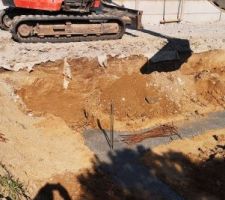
[32,143,225,200]
[127,27,192,74]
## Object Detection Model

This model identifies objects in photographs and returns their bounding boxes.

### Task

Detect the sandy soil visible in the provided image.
[143,129,225,200]
[0,79,93,197]
[0,48,225,199]
[1,21,225,199]
[1,21,225,71]
[10,49,225,132]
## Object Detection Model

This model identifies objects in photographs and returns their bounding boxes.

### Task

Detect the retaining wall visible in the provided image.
[114,0,224,25]
[0,0,224,25]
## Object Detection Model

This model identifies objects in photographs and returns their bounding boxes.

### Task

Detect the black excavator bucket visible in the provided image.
[209,0,225,11]
[102,1,143,30]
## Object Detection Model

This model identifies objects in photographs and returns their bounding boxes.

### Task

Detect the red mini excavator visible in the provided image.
[1,0,224,43]
[0,0,142,42]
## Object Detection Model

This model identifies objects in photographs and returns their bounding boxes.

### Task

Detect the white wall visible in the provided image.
[115,0,224,25]
[0,0,223,25]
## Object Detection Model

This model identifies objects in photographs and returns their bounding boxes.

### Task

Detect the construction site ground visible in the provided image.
[0,21,225,199]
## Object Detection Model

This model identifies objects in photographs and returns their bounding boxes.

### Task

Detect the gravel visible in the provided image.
[1,21,225,70]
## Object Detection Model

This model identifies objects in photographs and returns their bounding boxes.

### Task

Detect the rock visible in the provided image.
[97,54,108,67]
[63,57,72,79]
[63,57,72,89]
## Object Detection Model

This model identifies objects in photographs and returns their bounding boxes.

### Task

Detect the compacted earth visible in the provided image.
[144,129,225,200]
[0,49,225,199]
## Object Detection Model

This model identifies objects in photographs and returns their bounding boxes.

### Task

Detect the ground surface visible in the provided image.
[1,21,225,71]
[0,22,225,199]
[144,129,225,200]
[16,50,225,131]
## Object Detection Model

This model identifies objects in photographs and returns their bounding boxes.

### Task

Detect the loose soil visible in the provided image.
[1,49,225,199]
[14,49,225,132]
[0,80,93,198]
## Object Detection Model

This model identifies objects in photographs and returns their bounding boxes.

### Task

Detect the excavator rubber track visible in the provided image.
[0,8,12,30]
[10,14,125,43]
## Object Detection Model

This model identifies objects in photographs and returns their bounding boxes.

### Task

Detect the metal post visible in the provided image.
[110,102,114,150]
[163,0,166,22]
[160,0,183,24]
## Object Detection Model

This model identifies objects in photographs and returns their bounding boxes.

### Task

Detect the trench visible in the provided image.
[15,49,225,132]
[4,49,225,199]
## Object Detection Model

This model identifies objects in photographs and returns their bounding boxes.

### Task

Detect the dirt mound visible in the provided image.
[195,78,225,108]
[180,50,225,75]
[143,129,225,199]
[0,80,93,198]
[182,50,225,108]
[14,50,225,131]
[16,56,180,131]
[18,77,87,129]
[100,73,178,120]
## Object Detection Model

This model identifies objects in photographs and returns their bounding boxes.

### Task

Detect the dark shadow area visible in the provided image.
[77,143,225,200]
[128,28,192,74]
[97,119,111,149]
[32,138,225,200]
[140,49,191,74]
[0,194,12,200]
[34,183,72,200]
[78,146,169,200]
[125,31,139,37]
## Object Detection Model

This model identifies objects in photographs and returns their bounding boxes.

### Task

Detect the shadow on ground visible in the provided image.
[34,183,71,200]
[34,145,225,200]
[127,28,192,74]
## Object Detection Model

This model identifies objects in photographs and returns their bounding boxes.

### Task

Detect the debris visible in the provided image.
[0,133,8,143]
[120,124,178,145]
[63,57,72,89]
[97,54,108,67]
[110,102,114,150]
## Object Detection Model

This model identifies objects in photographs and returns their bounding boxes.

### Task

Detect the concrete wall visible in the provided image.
[114,0,224,25]
[0,1,6,9]
[0,0,223,25]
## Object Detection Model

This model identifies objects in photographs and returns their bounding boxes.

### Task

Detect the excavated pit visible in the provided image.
[14,49,225,132]
[0,49,225,199]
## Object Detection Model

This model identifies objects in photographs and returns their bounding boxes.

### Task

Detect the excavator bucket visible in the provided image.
[102,1,143,29]
[210,0,225,11]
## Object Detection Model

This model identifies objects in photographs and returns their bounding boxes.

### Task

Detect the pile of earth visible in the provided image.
[2,49,223,131]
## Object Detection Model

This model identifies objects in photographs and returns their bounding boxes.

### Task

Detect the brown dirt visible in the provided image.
[1,49,225,199]
[0,80,93,198]
[180,50,225,109]
[16,56,180,131]
[33,170,127,200]
[13,50,225,132]
[100,73,178,120]
[143,129,225,200]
